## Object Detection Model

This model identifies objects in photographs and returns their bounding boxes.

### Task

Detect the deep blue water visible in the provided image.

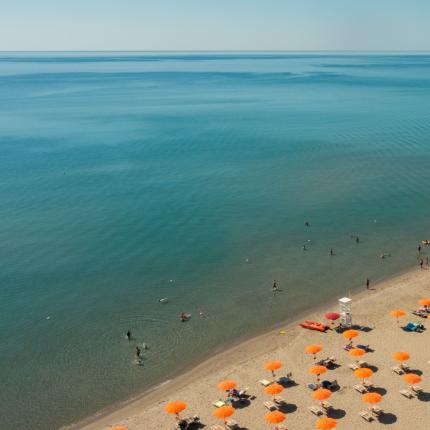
[1,52,430,430]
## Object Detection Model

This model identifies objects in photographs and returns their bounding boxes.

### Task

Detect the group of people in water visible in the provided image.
[126,330,148,364]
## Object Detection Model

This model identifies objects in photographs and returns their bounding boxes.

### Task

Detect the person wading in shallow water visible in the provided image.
[272,280,282,295]
[366,278,370,290]
[420,258,424,269]
[126,330,131,341]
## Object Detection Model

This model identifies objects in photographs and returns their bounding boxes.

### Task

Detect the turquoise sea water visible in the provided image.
[1,52,430,430]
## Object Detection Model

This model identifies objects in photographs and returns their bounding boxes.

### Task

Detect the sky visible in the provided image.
[0,0,429,51]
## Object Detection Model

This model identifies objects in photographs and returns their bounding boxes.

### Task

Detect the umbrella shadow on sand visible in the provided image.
[371,387,387,396]
[277,402,298,414]
[417,392,430,402]
[326,408,346,419]
[378,412,397,425]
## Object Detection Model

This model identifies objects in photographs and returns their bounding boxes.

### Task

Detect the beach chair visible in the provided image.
[309,405,324,416]
[210,425,225,430]
[308,382,320,390]
[353,384,368,394]
[321,401,333,412]
[274,396,285,405]
[212,400,226,408]
[259,379,272,387]
[359,410,374,422]
[362,380,374,389]
[226,419,239,429]
[400,389,415,398]
[264,400,277,411]
[348,363,359,371]
[412,385,423,394]
[399,363,410,373]
[371,406,383,417]
[391,366,404,375]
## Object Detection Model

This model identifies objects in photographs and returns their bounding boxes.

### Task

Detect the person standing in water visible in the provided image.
[420,258,424,269]
[135,346,141,359]
[329,248,334,256]
[356,236,360,243]
[272,280,281,295]
[426,256,429,266]
[366,278,370,290]
[126,330,131,341]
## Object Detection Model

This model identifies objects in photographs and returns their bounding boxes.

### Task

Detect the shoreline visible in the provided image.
[67,264,428,430]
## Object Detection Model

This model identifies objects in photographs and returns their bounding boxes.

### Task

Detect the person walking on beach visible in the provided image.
[135,346,141,359]
[366,278,370,290]
[419,258,424,269]
[126,330,131,341]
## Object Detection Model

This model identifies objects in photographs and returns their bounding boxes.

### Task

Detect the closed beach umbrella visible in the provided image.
[165,400,187,420]
[418,298,430,307]
[312,388,332,402]
[354,367,373,382]
[265,410,285,429]
[306,344,323,360]
[265,360,282,377]
[349,348,366,358]
[265,383,284,397]
[315,417,337,430]
[342,329,359,341]
[392,351,410,362]
[390,309,405,325]
[403,373,421,385]
[218,380,237,392]
[213,405,234,428]
[309,365,327,382]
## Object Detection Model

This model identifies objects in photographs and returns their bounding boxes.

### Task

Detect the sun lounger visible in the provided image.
[264,401,277,411]
[371,406,383,417]
[212,400,226,408]
[400,389,415,398]
[391,366,404,375]
[210,425,225,430]
[348,363,359,371]
[353,384,368,394]
[321,401,333,411]
[259,379,273,387]
[399,363,410,372]
[362,380,374,389]
[359,410,374,422]
[412,385,423,394]
[309,405,324,416]
[308,383,320,390]
[226,419,239,429]
[274,396,285,405]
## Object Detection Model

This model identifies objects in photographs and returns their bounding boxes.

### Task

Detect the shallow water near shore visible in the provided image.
[1,52,430,430]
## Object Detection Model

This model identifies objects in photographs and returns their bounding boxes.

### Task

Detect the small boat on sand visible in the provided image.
[300,320,328,332]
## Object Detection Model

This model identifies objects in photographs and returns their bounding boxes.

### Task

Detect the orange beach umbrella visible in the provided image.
[349,348,366,357]
[418,298,430,307]
[354,367,373,382]
[265,360,282,377]
[265,410,285,428]
[315,417,337,430]
[112,427,128,430]
[265,383,284,397]
[309,365,327,382]
[362,392,382,404]
[342,329,359,341]
[403,373,421,385]
[218,380,237,392]
[390,309,405,325]
[312,388,332,402]
[213,405,234,426]
[393,351,410,362]
[165,400,187,420]
[306,344,323,360]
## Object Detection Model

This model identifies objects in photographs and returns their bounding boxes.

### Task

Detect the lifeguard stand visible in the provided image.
[339,297,352,328]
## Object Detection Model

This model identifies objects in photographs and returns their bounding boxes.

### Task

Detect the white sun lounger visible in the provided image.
[309,405,324,416]
[212,400,225,408]
[412,385,423,394]
[391,366,404,375]
[264,400,277,411]
[353,384,368,394]
[400,389,415,399]
[259,379,273,387]
[359,410,374,422]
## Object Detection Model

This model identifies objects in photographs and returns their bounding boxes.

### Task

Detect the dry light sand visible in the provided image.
[71,268,430,430]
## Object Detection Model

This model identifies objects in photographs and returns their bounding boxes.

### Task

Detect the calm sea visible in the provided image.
[1,52,430,429]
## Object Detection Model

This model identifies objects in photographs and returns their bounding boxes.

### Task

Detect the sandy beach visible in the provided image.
[69,267,430,430]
